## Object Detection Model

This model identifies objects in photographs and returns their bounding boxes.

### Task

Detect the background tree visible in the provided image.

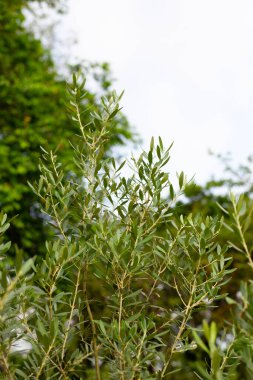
[0,0,134,257]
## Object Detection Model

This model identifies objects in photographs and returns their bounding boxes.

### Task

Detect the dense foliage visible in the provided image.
[0,0,133,257]
[179,155,253,331]
[1,1,253,378]
[1,75,253,379]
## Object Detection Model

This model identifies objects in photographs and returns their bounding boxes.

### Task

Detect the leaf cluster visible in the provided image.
[0,75,243,379]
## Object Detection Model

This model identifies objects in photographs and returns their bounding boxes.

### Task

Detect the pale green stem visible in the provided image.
[232,200,253,271]
[61,267,81,360]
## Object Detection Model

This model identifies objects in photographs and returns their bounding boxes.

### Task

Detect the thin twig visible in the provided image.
[83,263,101,380]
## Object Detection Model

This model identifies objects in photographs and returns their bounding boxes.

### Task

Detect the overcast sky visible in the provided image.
[52,0,253,183]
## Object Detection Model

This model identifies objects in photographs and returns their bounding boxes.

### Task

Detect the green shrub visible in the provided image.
[0,74,252,379]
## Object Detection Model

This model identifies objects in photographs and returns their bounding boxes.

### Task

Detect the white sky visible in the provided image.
[51,0,253,183]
